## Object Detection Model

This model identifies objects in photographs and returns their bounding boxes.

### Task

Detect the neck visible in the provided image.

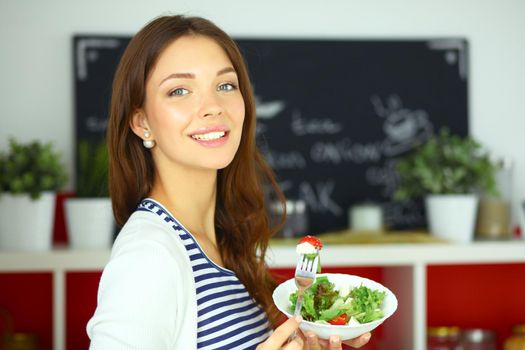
[149,164,217,241]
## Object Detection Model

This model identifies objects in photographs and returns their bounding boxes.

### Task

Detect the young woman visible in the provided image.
[87,15,371,350]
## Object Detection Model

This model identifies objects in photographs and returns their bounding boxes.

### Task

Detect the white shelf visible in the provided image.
[1,240,525,350]
[267,240,525,267]
[2,240,524,272]
[0,248,110,272]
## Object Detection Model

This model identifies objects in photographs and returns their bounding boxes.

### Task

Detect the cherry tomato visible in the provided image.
[298,235,323,250]
[328,313,348,325]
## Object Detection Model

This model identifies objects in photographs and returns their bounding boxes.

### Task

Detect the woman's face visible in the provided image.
[137,35,245,173]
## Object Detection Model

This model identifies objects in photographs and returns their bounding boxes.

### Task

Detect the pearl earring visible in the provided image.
[143,131,155,149]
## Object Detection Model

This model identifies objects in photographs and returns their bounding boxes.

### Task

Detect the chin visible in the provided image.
[205,156,236,170]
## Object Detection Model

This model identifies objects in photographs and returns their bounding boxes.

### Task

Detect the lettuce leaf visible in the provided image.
[346,285,386,323]
[288,276,386,324]
[289,276,338,321]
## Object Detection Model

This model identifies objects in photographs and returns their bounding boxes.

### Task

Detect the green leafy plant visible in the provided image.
[394,128,497,201]
[76,141,109,198]
[0,138,68,199]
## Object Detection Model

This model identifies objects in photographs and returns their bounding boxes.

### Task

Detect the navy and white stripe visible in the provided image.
[138,199,272,350]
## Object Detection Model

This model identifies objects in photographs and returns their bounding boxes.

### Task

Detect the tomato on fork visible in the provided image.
[298,235,323,250]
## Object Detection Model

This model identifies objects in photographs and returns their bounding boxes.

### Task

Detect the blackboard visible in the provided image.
[73,36,468,234]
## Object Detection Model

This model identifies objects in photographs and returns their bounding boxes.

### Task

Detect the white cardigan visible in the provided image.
[87,210,198,349]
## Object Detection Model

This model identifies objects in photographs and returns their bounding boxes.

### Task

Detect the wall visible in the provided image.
[1,0,524,228]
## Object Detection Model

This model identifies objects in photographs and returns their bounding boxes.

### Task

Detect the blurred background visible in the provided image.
[1,1,524,349]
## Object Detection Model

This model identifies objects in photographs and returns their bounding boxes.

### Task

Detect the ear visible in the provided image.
[130,109,152,140]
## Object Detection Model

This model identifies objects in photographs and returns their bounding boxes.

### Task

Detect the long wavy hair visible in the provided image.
[106,15,286,326]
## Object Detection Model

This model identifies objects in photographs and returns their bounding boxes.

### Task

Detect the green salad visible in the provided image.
[289,276,386,326]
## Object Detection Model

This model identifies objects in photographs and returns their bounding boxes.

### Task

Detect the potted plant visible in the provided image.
[0,138,68,251]
[64,140,114,249]
[393,128,497,243]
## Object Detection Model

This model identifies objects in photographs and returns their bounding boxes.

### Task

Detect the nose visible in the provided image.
[199,92,223,118]
[203,109,222,118]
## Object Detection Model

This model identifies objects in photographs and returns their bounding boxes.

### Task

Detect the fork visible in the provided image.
[290,253,319,340]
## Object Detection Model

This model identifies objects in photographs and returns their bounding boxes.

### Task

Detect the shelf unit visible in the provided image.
[1,240,525,350]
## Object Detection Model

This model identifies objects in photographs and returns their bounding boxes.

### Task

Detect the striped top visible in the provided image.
[138,199,272,350]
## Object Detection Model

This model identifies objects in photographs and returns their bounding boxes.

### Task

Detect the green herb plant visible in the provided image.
[75,141,108,198]
[0,138,68,200]
[394,128,497,201]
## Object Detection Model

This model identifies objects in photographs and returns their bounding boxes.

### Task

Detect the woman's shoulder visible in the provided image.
[112,209,187,258]
[87,209,197,348]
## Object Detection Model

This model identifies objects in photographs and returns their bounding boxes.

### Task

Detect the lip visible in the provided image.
[188,125,230,148]
[189,125,230,136]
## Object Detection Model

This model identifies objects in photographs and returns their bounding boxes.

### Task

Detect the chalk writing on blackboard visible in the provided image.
[372,94,433,156]
[254,96,286,119]
[290,110,343,136]
[76,38,122,81]
[427,39,468,80]
[85,116,108,133]
[74,36,469,233]
[259,93,434,189]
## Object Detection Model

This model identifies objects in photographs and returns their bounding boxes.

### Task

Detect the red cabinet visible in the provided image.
[1,243,524,350]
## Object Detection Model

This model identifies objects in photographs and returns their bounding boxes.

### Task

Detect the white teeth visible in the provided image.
[191,131,226,141]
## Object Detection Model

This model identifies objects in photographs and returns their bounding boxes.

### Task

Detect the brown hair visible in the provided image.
[106,15,286,326]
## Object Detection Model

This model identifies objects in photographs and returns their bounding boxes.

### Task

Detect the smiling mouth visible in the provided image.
[190,131,227,141]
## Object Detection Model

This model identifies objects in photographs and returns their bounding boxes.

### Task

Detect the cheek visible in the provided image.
[149,102,192,134]
[231,97,246,126]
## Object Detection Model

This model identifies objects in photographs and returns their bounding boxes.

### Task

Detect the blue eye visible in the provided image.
[217,83,238,91]
[169,88,189,96]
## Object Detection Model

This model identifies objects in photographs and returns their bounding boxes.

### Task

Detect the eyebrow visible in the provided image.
[159,67,236,86]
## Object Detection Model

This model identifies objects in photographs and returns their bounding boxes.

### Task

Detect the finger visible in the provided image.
[285,334,304,350]
[342,332,372,348]
[259,316,302,350]
[328,335,342,350]
[305,331,322,350]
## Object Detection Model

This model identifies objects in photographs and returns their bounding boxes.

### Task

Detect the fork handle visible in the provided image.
[289,287,306,341]
[293,289,305,316]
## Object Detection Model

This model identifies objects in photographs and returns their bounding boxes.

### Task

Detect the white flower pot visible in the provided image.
[65,198,114,249]
[0,192,56,251]
[425,194,479,243]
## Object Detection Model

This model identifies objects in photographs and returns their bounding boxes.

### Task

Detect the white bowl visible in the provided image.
[272,273,398,340]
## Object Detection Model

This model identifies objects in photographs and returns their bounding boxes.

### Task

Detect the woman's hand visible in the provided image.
[256,316,304,350]
[303,331,371,350]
